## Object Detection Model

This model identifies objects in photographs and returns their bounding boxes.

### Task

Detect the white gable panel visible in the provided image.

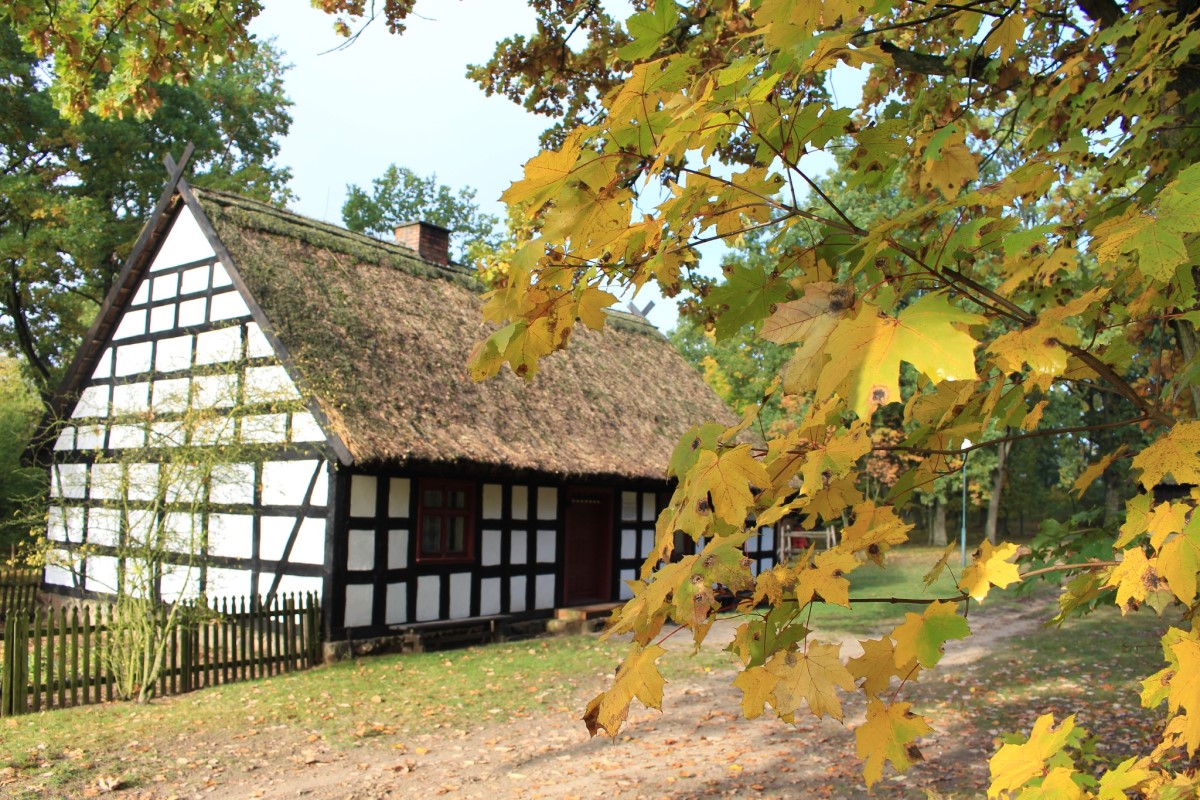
[91,348,113,380]
[152,272,179,301]
[245,365,300,404]
[72,385,110,418]
[209,290,250,322]
[211,263,234,288]
[245,323,274,358]
[155,334,194,373]
[149,205,215,272]
[112,309,147,341]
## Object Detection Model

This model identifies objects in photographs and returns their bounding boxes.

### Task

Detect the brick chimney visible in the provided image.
[394,221,451,266]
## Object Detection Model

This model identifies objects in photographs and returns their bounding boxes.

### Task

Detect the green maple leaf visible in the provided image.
[891,600,970,668]
[702,262,790,340]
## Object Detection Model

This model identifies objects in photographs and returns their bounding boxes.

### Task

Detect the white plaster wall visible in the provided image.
[449,573,471,620]
[536,487,557,520]
[480,578,501,616]
[482,484,503,519]
[148,206,215,271]
[349,475,376,517]
[387,529,408,569]
[347,529,374,571]
[416,575,440,621]
[206,566,250,599]
[481,529,502,567]
[536,530,556,563]
[208,513,253,559]
[385,583,407,625]
[511,486,528,520]
[509,576,527,613]
[534,575,555,610]
[510,530,527,564]
[344,584,373,627]
[388,478,410,517]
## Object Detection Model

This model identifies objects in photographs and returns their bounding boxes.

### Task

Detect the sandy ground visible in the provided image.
[81,599,1053,800]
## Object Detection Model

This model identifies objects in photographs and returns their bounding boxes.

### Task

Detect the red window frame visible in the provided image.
[415,479,476,563]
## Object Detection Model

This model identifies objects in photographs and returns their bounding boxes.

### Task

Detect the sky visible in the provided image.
[248,1,860,333]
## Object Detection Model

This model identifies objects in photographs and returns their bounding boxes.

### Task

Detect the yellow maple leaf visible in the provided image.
[839,502,913,564]
[987,13,1025,62]
[732,665,779,720]
[1096,757,1154,799]
[1073,445,1128,499]
[987,714,1078,797]
[918,126,979,198]
[692,445,769,526]
[855,699,934,788]
[765,642,855,721]
[922,543,958,587]
[1023,767,1084,799]
[583,644,668,738]
[793,549,860,608]
[761,281,847,344]
[574,285,617,331]
[848,637,919,697]
[502,131,583,211]
[892,600,970,668]
[1106,547,1159,613]
[1159,528,1200,604]
[959,541,1022,602]
[987,288,1108,391]
[1131,421,1200,491]
[1167,636,1200,753]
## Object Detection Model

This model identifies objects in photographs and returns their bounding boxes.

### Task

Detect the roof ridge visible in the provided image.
[192,187,479,280]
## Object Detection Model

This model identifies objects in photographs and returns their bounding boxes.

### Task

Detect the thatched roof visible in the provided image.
[194,189,733,481]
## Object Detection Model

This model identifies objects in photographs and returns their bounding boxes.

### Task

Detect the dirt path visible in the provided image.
[96,597,1052,800]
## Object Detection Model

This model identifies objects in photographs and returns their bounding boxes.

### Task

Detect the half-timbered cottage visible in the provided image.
[39,157,776,646]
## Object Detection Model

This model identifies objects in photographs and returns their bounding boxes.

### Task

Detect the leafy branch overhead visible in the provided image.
[456,0,1200,796]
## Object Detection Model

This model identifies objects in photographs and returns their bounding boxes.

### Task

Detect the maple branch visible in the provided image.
[870,415,1151,457]
[1019,561,1120,580]
[1058,342,1175,428]
[1075,0,1123,28]
[878,41,994,81]
[849,593,968,604]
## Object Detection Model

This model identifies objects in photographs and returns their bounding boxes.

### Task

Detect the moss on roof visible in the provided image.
[194,188,733,480]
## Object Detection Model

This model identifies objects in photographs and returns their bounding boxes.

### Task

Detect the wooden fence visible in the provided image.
[0,567,39,622]
[0,593,322,717]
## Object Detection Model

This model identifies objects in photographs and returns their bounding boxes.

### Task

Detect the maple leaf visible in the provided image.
[855,699,934,788]
[702,261,790,339]
[501,132,582,211]
[917,125,979,198]
[922,543,958,587]
[987,714,1078,797]
[761,281,849,344]
[986,288,1108,391]
[816,296,982,419]
[1106,547,1160,613]
[1131,421,1200,491]
[959,541,1021,602]
[574,286,617,330]
[848,637,919,697]
[1096,757,1154,799]
[764,642,855,721]
[793,549,859,608]
[1073,446,1128,499]
[583,644,667,738]
[732,665,779,720]
[692,445,769,526]
[891,601,970,668]
[839,502,913,564]
[1166,636,1200,753]
[1159,527,1200,604]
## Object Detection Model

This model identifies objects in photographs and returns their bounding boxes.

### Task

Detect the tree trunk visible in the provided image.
[932,496,948,546]
[985,440,1009,545]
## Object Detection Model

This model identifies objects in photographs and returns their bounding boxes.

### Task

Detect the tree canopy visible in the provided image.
[10,0,1200,795]
[0,24,292,396]
[342,165,500,262]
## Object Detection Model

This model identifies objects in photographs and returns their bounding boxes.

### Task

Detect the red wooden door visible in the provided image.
[563,488,613,605]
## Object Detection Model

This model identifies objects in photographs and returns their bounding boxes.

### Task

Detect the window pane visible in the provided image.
[421,516,442,554]
[423,489,444,509]
[451,489,467,510]
[447,516,465,554]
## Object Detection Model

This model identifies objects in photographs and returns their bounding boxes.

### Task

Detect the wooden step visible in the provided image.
[554,602,620,622]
